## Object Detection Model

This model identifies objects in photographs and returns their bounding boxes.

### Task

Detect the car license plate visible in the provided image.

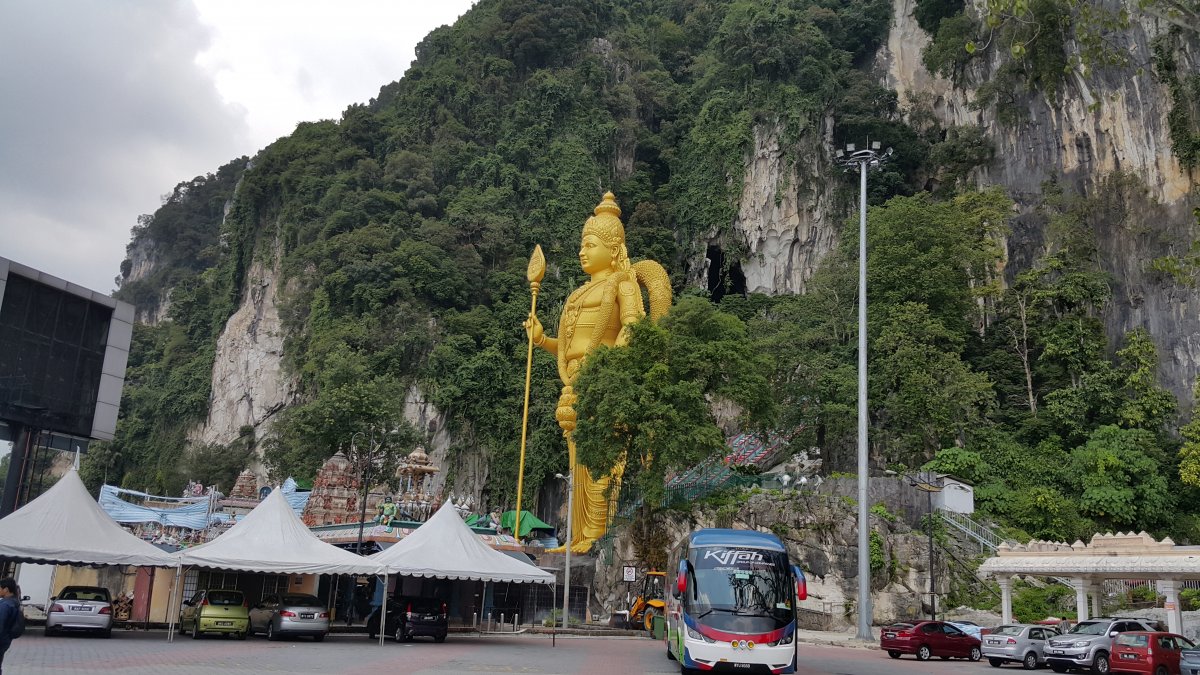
[424,615,438,621]
[987,639,1000,645]
[216,621,232,626]
[70,605,88,612]
[1122,654,1136,660]
[300,613,314,619]
[1049,649,1064,655]
[884,632,896,639]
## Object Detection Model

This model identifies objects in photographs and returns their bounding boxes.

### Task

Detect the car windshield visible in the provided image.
[992,625,1024,636]
[685,546,792,634]
[1116,634,1149,647]
[1069,622,1110,635]
[207,591,243,606]
[279,595,321,607]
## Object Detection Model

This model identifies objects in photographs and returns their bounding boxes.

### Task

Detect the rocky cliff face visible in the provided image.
[189,241,295,474]
[725,120,842,296]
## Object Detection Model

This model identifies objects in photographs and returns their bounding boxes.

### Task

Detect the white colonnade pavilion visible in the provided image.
[978,531,1200,634]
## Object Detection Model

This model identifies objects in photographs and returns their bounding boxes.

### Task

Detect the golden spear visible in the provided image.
[515,245,546,542]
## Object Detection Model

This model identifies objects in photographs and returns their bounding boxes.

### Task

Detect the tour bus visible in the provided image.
[665,529,807,674]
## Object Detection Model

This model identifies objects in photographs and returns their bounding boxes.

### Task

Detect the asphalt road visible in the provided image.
[2,630,1026,674]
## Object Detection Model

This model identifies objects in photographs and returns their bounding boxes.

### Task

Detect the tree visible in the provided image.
[1070,425,1173,530]
[572,297,776,509]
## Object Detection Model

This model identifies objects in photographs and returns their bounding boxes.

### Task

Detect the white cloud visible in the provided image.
[0,0,475,294]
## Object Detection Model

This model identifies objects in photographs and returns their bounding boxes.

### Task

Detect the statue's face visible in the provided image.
[579,233,615,275]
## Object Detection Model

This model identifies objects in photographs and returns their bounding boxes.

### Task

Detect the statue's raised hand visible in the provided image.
[523,312,545,346]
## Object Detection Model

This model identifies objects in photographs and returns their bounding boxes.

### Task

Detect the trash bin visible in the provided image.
[651,614,666,640]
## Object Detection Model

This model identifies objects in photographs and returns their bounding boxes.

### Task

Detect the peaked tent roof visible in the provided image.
[0,469,176,567]
[371,501,555,584]
[175,487,383,575]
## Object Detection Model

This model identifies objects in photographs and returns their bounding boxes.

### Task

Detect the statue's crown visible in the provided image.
[583,191,625,250]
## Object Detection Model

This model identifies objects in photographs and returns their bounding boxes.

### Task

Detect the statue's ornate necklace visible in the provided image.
[559,273,621,381]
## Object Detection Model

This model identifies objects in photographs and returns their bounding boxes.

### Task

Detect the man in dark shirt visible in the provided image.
[0,577,19,674]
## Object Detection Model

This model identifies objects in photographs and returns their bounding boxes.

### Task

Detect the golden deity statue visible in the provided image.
[524,192,672,552]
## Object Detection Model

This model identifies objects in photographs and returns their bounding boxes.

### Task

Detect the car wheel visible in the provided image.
[1051,666,1069,673]
[917,645,933,661]
[394,622,404,643]
[43,625,55,637]
[969,646,982,662]
[313,633,325,642]
[1154,667,1168,675]
[434,634,446,643]
[940,655,950,660]
[1023,652,1039,670]
[191,623,201,639]
[888,651,902,659]
[267,622,279,641]
[990,658,1004,667]
[1093,651,1110,674]
[101,627,112,639]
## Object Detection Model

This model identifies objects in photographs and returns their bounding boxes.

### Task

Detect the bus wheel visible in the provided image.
[667,638,676,661]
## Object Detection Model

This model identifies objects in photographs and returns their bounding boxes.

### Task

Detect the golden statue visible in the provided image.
[524,192,672,552]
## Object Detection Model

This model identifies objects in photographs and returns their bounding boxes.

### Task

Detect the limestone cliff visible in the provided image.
[188,243,295,475]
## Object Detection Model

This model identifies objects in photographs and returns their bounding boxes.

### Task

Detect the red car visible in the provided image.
[880,620,983,661]
[1112,631,1195,674]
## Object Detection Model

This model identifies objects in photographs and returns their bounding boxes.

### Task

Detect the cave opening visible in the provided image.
[706,244,747,302]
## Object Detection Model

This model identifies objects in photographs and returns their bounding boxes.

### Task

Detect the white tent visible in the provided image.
[174,486,383,575]
[371,501,555,584]
[0,468,176,567]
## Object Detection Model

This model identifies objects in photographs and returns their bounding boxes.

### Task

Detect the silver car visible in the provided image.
[1044,617,1157,673]
[249,593,329,641]
[982,624,1057,669]
[45,585,113,638]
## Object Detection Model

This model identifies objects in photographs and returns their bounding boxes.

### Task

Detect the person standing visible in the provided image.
[0,578,21,674]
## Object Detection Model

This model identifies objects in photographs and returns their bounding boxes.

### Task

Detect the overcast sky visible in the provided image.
[0,0,476,295]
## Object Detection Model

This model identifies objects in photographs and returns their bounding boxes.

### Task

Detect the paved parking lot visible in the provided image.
[1,630,1033,674]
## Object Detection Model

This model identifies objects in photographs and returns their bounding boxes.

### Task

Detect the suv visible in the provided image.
[1044,617,1157,673]
[366,596,449,643]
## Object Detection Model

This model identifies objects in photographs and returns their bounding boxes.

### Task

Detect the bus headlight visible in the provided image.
[686,626,715,643]
[769,633,794,646]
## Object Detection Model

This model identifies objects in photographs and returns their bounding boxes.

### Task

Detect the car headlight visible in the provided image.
[686,626,715,643]
[1073,641,1091,648]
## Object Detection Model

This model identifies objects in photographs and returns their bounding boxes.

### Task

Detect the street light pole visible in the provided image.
[556,472,573,630]
[836,141,892,642]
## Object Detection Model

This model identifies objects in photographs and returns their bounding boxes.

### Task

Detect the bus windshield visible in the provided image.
[686,546,792,633]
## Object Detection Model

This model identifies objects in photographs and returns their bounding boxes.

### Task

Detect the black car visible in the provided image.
[366,596,448,643]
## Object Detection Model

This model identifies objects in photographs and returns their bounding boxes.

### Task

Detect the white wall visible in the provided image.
[936,479,975,514]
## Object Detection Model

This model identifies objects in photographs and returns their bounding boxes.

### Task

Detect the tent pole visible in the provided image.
[167,563,181,642]
[379,573,387,646]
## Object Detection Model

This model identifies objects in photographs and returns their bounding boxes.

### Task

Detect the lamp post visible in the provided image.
[836,140,892,642]
[555,472,573,629]
[886,469,944,621]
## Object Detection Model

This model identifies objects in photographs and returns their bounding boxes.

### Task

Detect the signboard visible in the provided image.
[622,565,636,583]
[1166,602,1177,610]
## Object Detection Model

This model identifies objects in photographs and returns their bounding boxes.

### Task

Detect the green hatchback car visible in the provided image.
[181,589,249,639]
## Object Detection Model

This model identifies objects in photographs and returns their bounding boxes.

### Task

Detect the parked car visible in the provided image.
[1180,642,1200,675]
[366,596,449,643]
[180,589,249,639]
[949,620,984,640]
[45,586,113,638]
[1111,631,1195,674]
[1044,616,1158,673]
[249,593,329,641]
[982,623,1057,669]
[880,620,983,661]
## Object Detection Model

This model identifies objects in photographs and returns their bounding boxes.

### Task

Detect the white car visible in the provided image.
[45,585,113,638]
[948,620,984,640]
